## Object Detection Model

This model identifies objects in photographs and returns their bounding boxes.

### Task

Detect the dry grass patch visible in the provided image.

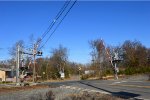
[64,91,124,100]
[0,85,49,94]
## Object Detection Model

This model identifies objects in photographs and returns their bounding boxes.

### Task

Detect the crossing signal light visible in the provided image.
[37,51,42,56]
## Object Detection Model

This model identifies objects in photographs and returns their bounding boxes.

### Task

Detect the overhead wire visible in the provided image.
[39,0,71,44]
[39,0,77,50]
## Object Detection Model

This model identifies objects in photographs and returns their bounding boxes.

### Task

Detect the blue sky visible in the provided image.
[0,1,150,64]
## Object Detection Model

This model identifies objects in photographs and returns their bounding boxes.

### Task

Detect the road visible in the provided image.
[44,79,150,100]
[0,75,149,100]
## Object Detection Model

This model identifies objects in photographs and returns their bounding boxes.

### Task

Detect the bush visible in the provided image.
[123,66,150,75]
[64,91,124,100]
[0,81,12,84]
[118,70,124,75]
[46,91,55,100]
[29,93,43,100]
[105,69,114,75]
[81,74,89,80]
[29,90,55,100]
[124,67,133,75]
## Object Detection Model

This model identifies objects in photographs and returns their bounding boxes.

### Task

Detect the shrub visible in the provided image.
[105,69,114,75]
[118,70,124,75]
[64,91,124,100]
[81,74,89,80]
[29,90,55,100]
[46,91,55,100]
[123,66,150,75]
[124,67,134,75]
[29,93,43,100]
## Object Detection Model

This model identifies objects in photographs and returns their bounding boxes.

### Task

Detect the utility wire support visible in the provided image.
[32,43,38,83]
[17,42,42,83]
[39,0,77,49]
[16,45,20,85]
[38,0,71,44]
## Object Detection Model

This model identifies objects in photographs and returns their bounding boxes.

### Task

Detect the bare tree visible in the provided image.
[9,40,25,58]
[49,45,69,78]
[8,40,25,68]
[89,39,108,78]
[122,40,147,68]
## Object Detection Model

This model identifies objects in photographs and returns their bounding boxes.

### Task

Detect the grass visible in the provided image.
[0,81,13,84]
[65,91,124,100]
[0,85,49,94]
[28,90,124,100]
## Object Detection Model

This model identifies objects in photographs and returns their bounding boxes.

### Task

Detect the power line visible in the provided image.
[39,0,71,43]
[39,0,77,50]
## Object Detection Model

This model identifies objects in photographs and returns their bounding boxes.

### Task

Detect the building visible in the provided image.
[0,68,15,82]
[84,70,95,74]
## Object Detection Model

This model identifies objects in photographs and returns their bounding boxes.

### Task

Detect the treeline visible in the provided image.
[35,45,83,80]
[87,39,150,79]
[120,40,150,75]
[0,38,150,80]
[0,40,84,80]
[0,42,83,80]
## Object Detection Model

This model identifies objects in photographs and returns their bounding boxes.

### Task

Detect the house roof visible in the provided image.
[0,68,11,71]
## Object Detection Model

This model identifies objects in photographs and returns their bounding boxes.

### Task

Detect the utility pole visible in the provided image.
[15,42,42,83]
[46,63,49,81]
[33,52,36,82]
[33,44,37,83]
[16,45,20,85]
[32,43,42,83]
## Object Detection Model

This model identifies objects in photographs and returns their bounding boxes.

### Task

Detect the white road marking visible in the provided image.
[111,81,127,85]
[133,97,149,100]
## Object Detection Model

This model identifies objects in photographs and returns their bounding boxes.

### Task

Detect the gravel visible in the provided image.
[0,84,124,100]
[0,88,51,100]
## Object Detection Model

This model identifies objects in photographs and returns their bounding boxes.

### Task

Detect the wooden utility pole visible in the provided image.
[33,44,37,83]
[32,42,42,83]
[16,45,20,85]
[46,63,49,81]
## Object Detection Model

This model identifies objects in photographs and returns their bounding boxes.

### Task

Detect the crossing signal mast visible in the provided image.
[105,47,123,80]
[97,39,123,80]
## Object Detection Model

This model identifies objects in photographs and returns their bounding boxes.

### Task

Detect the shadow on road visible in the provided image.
[79,81,140,99]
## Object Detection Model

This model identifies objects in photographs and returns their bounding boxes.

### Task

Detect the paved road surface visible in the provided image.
[45,79,150,100]
[0,75,149,100]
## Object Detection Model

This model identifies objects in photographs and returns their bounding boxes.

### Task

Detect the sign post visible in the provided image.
[78,67,81,80]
